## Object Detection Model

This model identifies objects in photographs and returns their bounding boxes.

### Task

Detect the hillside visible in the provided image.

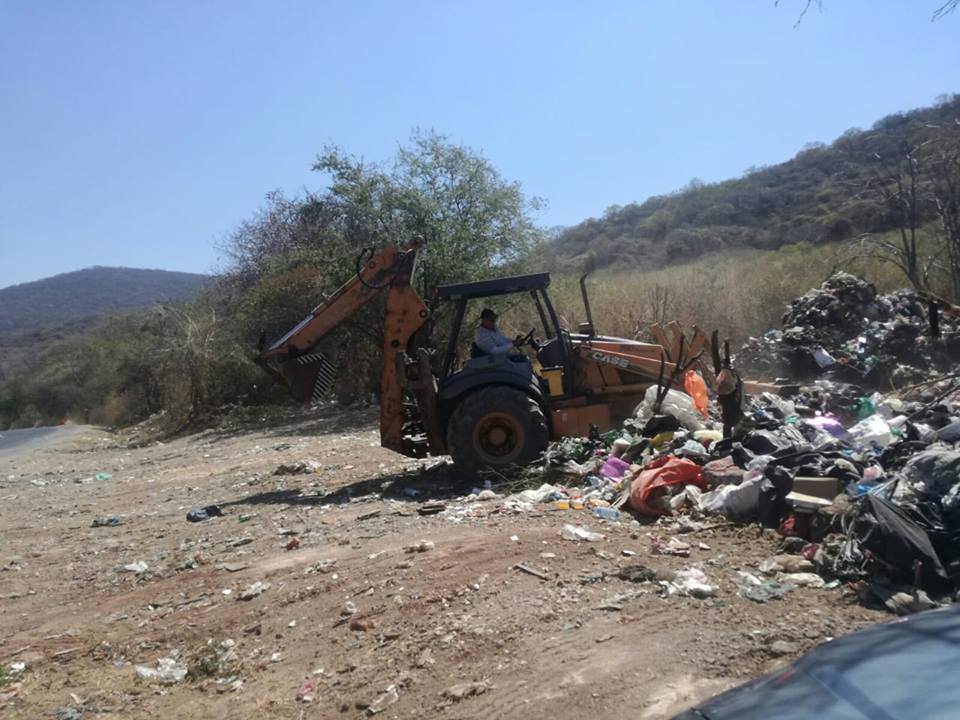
[549,95,960,271]
[0,267,207,381]
[0,266,208,334]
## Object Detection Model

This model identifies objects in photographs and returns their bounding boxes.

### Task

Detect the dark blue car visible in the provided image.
[674,606,960,720]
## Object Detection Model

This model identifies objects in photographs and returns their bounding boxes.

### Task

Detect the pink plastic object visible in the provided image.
[601,456,631,480]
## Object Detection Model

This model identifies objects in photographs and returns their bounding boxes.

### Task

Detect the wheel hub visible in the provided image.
[474,412,525,464]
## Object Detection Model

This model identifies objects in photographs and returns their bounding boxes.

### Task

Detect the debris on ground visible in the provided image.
[366,684,399,715]
[135,656,188,685]
[237,581,270,601]
[4,272,959,718]
[618,564,657,583]
[405,539,434,553]
[661,567,716,598]
[91,516,121,527]
[560,524,604,542]
[442,680,491,702]
[186,505,224,522]
[737,272,960,388]
[273,460,323,475]
[501,271,960,617]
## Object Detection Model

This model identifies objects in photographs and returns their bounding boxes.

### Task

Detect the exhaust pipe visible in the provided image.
[579,271,596,337]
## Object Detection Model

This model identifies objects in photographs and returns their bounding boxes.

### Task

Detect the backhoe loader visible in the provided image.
[258,238,711,472]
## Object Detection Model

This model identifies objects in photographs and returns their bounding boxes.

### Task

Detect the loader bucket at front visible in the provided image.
[283,351,338,403]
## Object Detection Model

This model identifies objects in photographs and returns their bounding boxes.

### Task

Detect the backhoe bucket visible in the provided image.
[283,351,338,403]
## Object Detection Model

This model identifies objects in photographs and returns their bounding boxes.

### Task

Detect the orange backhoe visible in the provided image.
[258,238,711,472]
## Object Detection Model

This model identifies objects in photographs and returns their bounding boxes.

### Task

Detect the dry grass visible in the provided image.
[541,238,921,344]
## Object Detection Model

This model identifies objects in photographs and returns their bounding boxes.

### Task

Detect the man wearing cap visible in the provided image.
[475,308,518,356]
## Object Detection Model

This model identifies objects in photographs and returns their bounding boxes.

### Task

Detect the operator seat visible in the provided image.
[536,338,565,367]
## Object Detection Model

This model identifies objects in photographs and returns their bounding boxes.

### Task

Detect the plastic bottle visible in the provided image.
[592,507,621,521]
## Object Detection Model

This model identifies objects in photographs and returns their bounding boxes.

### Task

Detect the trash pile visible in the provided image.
[509,274,960,614]
[737,272,960,388]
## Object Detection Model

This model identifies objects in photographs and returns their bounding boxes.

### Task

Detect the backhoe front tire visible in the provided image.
[447,387,549,474]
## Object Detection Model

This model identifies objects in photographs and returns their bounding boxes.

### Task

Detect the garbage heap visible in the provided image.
[736,272,960,389]
[511,274,960,615]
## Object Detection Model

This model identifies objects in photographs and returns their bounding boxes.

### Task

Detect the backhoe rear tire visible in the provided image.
[447,387,549,474]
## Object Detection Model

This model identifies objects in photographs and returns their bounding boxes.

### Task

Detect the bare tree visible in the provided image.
[933,1,960,20]
[779,0,959,25]
[930,145,960,300]
[157,305,224,425]
[859,142,935,290]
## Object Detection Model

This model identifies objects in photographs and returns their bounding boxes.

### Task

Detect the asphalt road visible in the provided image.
[0,425,89,462]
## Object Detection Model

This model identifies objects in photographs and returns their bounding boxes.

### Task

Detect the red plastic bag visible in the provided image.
[684,370,709,419]
[629,455,707,516]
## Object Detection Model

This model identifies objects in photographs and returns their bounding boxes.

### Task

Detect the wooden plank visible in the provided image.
[514,563,550,581]
[648,323,671,357]
[666,321,684,365]
[686,326,706,366]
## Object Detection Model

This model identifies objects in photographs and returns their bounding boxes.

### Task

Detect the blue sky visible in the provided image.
[0,1,957,288]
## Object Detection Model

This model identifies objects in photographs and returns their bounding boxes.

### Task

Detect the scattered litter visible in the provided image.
[595,592,639,611]
[297,678,319,703]
[650,536,691,557]
[443,680,491,701]
[662,567,715,598]
[738,571,794,603]
[592,507,620,521]
[91,516,121,528]
[186,505,224,522]
[274,460,322,475]
[777,572,826,588]
[135,656,187,685]
[417,502,446,515]
[237,581,270,601]
[618,564,657,583]
[305,559,337,574]
[367,684,399,715]
[405,540,434,553]
[560,524,604,542]
[513,563,550,581]
[759,555,815,575]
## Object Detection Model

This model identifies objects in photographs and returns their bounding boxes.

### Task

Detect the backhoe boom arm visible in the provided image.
[258,239,429,453]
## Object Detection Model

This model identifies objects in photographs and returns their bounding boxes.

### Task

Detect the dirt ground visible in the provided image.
[0,408,889,719]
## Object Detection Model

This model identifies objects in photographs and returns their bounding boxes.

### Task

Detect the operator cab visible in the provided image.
[432,272,572,401]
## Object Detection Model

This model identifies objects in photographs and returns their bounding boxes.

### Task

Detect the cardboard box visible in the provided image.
[792,476,842,500]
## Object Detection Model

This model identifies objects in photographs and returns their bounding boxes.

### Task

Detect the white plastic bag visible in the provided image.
[848,414,894,448]
[722,474,764,518]
[560,523,604,542]
[637,386,704,431]
[518,483,561,504]
[667,567,715,598]
[697,484,735,513]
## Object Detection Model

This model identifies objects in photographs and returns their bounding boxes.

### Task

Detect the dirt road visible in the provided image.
[0,408,887,719]
[0,424,90,461]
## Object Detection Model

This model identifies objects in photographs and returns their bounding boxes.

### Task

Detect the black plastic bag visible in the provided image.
[855,495,951,590]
